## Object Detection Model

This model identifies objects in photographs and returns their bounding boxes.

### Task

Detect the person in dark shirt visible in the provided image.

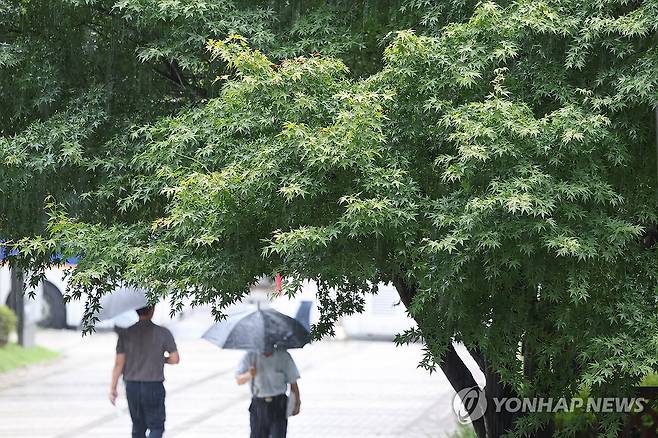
[109,305,179,438]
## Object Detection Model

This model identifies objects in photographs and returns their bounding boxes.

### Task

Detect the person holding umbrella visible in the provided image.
[109,305,179,438]
[202,292,309,438]
[236,347,301,438]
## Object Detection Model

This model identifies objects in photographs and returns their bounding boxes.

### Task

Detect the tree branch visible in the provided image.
[641,223,657,249]
[152,66,187,91]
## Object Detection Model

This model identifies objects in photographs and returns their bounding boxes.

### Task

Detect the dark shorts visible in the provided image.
[125,381,166,438]
[249,394,288,438]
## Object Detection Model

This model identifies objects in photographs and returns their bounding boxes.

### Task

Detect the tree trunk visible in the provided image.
[10,267,25,346]
[482,363,519,437]
[392,276,487,438]
[443,343,488,438]
[392,276,558,438]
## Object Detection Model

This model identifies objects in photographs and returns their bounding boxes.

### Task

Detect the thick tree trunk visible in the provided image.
[480,367,555,438]
[443,343,488,438]
[392,276,558,438]
[482,362,519,437]
[392,276,487,438]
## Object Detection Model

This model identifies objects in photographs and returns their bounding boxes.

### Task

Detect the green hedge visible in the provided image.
[0,305,17,347]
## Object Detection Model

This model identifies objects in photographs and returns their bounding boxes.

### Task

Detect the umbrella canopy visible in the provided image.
[202,307,310,352]
[94,286,149,322]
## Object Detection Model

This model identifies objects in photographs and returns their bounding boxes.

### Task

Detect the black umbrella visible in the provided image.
[202,306,310,352]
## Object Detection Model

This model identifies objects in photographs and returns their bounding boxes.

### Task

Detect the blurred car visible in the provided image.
[0,261,172,330]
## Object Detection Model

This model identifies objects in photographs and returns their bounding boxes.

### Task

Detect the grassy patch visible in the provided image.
[449,424,478,438]
[641,373,658,387]
[0,343,60,373]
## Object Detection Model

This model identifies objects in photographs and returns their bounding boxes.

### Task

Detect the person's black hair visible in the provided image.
[136,306,154,316]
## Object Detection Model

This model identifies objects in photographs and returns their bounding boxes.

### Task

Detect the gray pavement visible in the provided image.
[0,311,460,438]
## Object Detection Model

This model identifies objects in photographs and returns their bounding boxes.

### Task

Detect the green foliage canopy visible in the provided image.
[2,1,658,435]
[1,0,416,238]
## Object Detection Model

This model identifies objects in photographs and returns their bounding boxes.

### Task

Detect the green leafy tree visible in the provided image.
[1,0,412,240]
[3,1,658,437]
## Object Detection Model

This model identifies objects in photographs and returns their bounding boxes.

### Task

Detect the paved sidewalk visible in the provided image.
[0,314,461,438]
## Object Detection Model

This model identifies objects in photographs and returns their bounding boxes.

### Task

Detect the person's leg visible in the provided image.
[141,382,166,438]
[249,398,269,438]
[270,418,288,438]
[269,395,288,438]
[125,381,147,438]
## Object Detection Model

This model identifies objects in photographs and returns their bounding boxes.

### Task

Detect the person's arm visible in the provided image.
[165,351,180,365]
[290,382,301,416]
[235,352,256,385]
[236,366,256,385]
[163,329,179,365]
[285,352,301,415]
[109,353,126,406]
